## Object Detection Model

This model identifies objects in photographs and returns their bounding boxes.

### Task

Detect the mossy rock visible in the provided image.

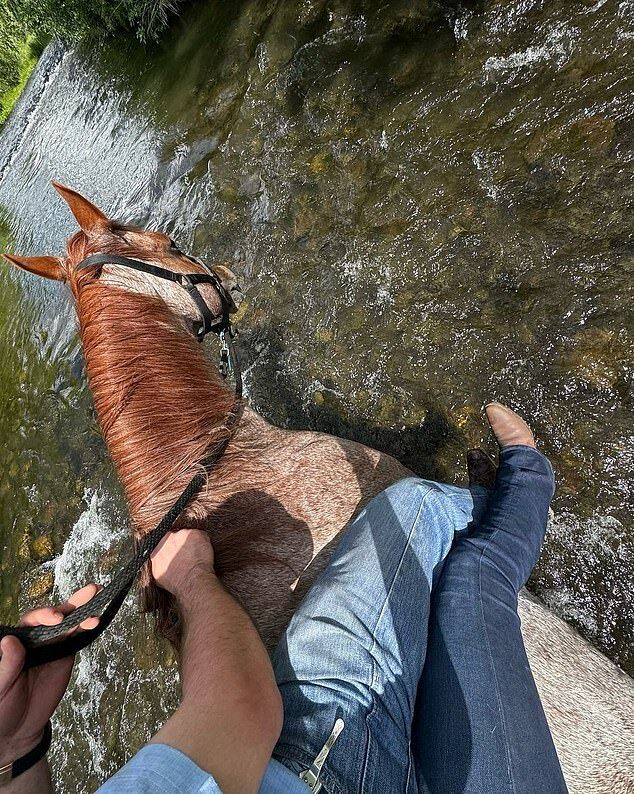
[31,534,54,561]
[315,327,334,343]
[216,183,239,204]
[567,116,615,154]
[312,390,325,407]
[566,327,625,393]
[309,152,330,175]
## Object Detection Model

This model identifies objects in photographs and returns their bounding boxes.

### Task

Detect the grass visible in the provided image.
[0,35,39,127]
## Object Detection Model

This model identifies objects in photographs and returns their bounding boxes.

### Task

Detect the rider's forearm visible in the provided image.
[151,571,283,794]
[1,758,52,794]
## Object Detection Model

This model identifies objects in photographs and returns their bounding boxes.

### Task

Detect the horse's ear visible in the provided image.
[3,253,64,281]
[52,181,108,232]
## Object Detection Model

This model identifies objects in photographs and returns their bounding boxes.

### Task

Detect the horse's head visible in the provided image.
[3,183,243,336]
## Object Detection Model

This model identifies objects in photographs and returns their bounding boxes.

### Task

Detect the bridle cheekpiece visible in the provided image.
[76,252,242,397]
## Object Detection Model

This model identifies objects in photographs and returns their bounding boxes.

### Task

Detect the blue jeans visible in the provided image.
[272,447,568,793]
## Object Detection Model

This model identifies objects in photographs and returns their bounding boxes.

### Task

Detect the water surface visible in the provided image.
[0,1,632,789]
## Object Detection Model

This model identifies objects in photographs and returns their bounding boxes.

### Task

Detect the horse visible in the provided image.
[5,183,633,793]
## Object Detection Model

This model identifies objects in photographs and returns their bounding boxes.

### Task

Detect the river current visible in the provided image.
[0,1,632,790]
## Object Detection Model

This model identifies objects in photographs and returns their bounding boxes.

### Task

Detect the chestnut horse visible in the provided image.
[5,184,633,793]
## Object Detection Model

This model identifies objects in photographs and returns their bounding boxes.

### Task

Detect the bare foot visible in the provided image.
[485,403,535,449]
[467,448,497,488]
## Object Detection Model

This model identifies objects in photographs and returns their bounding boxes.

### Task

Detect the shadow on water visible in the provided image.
[83,0,479,137]
[240,322,468,483]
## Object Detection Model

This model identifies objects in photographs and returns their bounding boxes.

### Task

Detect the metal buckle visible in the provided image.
[0,762,13,786]
[298,718,344,793]
[219,331,232,378]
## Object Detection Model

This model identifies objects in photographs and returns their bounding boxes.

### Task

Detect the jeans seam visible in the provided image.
[478,481,523,794]
[361,484,432,793]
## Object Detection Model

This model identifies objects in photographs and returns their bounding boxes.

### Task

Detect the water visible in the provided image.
[0,0,632,789]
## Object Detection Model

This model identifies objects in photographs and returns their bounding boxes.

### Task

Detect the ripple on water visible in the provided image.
[0,0,632,788]
[49,493,179,792]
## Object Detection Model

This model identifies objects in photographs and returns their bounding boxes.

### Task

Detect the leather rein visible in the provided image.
[0,251,243,668]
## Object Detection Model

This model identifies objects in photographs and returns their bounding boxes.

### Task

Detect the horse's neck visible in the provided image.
[75,280,404,562]
[74,279,410,650]
[75,281,277,532]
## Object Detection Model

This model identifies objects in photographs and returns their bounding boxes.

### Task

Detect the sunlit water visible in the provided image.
[0,1,632,790]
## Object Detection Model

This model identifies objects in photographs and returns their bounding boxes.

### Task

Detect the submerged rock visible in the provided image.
[31,534,54,561]
[27,570,54,599]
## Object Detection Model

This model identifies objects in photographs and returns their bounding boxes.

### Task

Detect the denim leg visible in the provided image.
[272,477,488,794]
[414,446,568,794]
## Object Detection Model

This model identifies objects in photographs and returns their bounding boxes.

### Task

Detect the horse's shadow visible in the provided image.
[226,322,473,601]
[238,323,466,483]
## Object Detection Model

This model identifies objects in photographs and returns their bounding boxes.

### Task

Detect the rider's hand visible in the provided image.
[150,528,215,600]
[0,583,101,766]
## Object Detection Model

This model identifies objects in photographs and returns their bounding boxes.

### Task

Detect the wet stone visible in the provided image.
[31,534,54,561]
[566,328,626,395]
[28,570,55,600]
[567,116,615,154]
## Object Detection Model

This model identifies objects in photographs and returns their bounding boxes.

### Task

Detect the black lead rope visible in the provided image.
[0,253,243,668]
[1,401,243,669]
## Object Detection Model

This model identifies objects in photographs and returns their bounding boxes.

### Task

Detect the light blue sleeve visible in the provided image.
[96,743,310,793]
[96,744,221,793]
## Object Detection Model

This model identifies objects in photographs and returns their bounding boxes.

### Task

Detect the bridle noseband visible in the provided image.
[0,249,245,665]
[76,252,242,397]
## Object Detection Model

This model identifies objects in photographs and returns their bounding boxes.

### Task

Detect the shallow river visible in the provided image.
[0,0,632,789]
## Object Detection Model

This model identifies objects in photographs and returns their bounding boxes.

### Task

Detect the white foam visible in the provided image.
[484,23,578,76]
[453,9,473,42]
[52,490,127,600]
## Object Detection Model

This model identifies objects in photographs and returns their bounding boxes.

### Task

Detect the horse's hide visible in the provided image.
[520,590,634,793]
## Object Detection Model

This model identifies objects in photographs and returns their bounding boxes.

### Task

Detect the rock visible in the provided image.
[309,152,329,175]
[31,534,54,561]
[568,116,615,153]
[28,570,54,599]
[566,327,624,393]
[316,327,333,343]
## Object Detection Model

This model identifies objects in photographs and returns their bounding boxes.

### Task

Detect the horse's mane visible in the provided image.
[62,226,245,643]
[64,226,236,531]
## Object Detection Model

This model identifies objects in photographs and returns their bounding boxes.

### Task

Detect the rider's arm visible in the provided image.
[149,530,283,794]
[0,756,51,794]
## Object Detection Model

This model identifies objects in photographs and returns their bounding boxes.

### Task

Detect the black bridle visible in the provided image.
[0,252,244,667]
[76,252,243,396]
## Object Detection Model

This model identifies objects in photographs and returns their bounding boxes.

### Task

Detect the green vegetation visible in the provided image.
[10,0,184,43]
[0,0,183,126]
[0,34,39,126]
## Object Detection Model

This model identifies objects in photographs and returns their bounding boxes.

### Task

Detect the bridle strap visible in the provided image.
[77,252,242,398]
[77,253,232,338]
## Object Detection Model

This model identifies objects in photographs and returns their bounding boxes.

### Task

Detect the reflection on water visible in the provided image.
[0,0,632,789]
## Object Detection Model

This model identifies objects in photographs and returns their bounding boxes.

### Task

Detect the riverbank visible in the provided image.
[0,0,183,128]
[0,36,40,127]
